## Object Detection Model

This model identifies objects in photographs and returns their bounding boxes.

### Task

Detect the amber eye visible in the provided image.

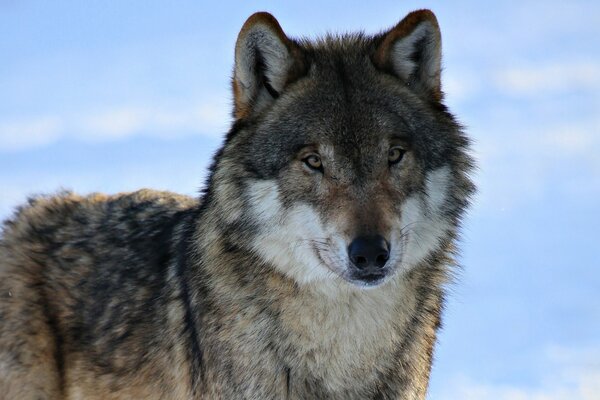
[303,154,323,171]
[388,146,406,165]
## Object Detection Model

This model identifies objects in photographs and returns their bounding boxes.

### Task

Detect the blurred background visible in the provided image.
[1,1,598,398]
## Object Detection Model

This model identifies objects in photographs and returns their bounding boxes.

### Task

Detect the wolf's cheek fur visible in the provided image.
[245,179,340,284]
[398,166,452,269]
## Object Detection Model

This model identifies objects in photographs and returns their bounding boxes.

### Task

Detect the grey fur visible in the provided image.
[0,10,474,399]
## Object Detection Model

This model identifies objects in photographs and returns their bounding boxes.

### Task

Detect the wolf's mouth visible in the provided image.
[312,241,395,288]
[312,243,340,274]
[349,271,388,287]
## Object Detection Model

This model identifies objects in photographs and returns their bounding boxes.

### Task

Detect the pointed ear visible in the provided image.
[373,10,442,101]
[233,12,305,119]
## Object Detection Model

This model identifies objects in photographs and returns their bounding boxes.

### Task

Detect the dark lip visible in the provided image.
[357,272,385,282]
[346,270,390,287]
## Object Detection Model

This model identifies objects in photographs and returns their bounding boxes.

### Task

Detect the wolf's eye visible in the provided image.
[388,146,406,165]
[303,154,323,171]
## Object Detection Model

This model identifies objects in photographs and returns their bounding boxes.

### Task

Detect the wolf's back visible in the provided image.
[0,190,197,399]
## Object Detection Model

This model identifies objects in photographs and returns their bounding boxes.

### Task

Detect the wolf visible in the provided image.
[0,9,474,400]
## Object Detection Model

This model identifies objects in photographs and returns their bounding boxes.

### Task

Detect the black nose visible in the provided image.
[348,235,390,270]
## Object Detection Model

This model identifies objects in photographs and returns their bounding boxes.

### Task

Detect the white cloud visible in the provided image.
[0,99,230,151]
[444,369,600,400]
[494,61,600,96]
[0,116,63,151]
[442,372,600,400]
[434,345,600,400]
[79,108,149,140]
[543,126,596,155]
[77,102,229,141]
[469,108,600,214]
[545,343,600,367]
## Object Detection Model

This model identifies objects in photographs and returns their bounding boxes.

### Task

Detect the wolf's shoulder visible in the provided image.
[1,189,198,247]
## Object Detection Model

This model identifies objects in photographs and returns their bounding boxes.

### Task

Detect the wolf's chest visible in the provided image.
[279,284,407,392]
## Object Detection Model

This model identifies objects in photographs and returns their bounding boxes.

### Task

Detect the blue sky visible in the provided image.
[1,1,599,398]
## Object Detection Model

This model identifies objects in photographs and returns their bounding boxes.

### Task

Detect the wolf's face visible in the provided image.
[210,12,473,288]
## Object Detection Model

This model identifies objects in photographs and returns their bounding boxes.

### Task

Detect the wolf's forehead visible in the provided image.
[310,53,378,92]
[299,62,414,135]
[295,91,411,146]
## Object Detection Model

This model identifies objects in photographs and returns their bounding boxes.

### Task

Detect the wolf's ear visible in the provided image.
[373,10,442,101]
[233,12,305,119]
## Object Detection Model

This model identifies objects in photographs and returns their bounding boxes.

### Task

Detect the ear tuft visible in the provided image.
[233,12,304,119]
[373,10,442,101]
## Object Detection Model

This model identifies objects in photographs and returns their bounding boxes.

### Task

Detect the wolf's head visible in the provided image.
[206,10,474,289]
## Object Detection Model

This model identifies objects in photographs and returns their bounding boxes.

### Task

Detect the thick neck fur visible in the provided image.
[188,198,447,398]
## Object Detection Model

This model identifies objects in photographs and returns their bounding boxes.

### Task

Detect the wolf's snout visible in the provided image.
[348,235,390,270]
